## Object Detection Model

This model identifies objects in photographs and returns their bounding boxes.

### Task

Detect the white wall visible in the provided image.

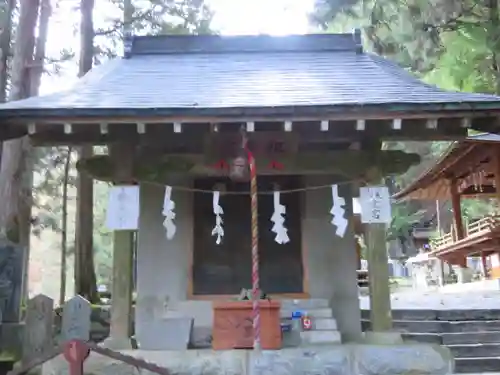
[135,178,362,346]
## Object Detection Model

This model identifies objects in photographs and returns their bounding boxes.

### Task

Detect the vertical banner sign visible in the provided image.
[106,185,140,230]
[359,186,391,224]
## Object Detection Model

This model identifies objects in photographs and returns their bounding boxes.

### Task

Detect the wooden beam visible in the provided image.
[25,117,469,146]
[78,149,420,184]
[7,111,500,125]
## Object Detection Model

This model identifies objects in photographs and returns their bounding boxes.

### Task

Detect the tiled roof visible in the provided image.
[1,33,500,117]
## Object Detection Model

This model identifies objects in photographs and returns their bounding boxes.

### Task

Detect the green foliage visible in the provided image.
[94,0,214,61]
[31,0,215,288]
[387,204,427,241]
[425,27,497,93]
[311,0,500,244]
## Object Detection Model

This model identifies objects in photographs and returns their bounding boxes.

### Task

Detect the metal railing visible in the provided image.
[431,215,500,250]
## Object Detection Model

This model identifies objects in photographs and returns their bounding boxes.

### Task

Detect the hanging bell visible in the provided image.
[229,152,250,181]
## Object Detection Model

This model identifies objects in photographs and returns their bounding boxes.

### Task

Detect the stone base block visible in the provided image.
[136,316,193,350]
[41,344,453,375]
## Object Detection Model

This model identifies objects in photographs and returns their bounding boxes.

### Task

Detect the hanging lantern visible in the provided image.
[229,151,250,181]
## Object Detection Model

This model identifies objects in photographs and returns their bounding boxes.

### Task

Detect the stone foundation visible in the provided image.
[42,344,453,375]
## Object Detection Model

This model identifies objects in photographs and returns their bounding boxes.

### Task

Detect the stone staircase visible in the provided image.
[361,309,500,373]
[280,299,341,346]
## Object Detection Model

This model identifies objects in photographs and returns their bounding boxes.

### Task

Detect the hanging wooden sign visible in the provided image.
[359,186,391,224]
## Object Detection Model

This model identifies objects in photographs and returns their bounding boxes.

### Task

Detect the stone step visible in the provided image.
[447,320,500,333]
[313,318,337,331]
[281,308,333,319]
[299,330,341,344]
[361,309,438,321]
[401,332,442,345]
[448,343,500,358]
[443,331,500,345]
[455,357,500,373]
[361,309,500,321]
[362,319,500,333]
[362,320,443,333]
[280,299,330,310]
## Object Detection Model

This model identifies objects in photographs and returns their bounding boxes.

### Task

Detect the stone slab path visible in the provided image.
[359,288,500,310]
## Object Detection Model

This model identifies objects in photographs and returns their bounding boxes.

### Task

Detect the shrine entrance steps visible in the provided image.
[361,309,500,373]
[280,299,341,346]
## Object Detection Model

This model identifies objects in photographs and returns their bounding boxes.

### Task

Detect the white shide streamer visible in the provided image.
[330,184,348,238]
[162,186,176,240]
[211,191,224,244]
[271,191,290,244]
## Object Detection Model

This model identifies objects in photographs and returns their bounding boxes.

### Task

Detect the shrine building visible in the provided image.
[0,32,500,372]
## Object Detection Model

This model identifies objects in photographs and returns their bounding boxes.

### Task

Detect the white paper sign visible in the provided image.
[106,185,140,230]
[359,186,391,224]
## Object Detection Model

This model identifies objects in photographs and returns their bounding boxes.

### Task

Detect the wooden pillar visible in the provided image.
[450,178,465,240]
[450,178,466,268]
[103,142,135,350]
[364,168,393,334]
[490,147,500,280]
[355,239,362,270]
[493,146,500,207]
[481,251,489,279]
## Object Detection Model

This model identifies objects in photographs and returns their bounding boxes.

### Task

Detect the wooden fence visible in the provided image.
[431,215,500,250]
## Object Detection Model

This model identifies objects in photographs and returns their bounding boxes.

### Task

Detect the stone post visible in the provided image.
[21,294,54,366]
[364,169,401,343]
[102,143,135,350]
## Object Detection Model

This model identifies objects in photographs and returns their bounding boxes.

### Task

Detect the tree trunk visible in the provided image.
[74,0,98,302]
[0,0,16,169]
[59,146,72,306]
[0,0,15,103]
[30,0,51,97]
[0,0,40,244]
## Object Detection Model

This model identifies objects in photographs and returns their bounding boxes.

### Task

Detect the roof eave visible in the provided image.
[392,142,462,202]
[2,101,500,121]
[392,138,497,202]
